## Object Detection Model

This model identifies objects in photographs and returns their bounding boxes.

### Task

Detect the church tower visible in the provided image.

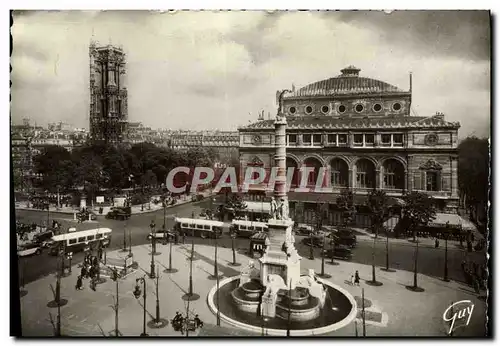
[89,41,128,145]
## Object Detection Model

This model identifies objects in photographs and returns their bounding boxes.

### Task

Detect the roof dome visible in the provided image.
[286,66,407,97]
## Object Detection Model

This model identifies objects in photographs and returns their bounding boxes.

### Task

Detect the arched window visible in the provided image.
[355,159,376,189]
[330,158,348,187]
[383,159,405,189]
[303,157,323,186]
[286,157,300,187]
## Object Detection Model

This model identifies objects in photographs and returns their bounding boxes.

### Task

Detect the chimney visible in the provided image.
[434,112,445,120]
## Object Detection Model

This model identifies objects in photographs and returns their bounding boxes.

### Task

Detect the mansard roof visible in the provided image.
[239,115,460,131]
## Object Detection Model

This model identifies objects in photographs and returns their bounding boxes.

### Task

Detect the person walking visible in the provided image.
[75,275,83,290]
[354,270,360,286]
[350,274,355,286]
[81,266,87,279]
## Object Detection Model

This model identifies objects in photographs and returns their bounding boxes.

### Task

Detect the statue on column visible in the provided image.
[270,197,278,219]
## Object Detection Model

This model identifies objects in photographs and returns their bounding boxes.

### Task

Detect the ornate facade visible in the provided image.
[238,66,460,226]
[89,42,128,145]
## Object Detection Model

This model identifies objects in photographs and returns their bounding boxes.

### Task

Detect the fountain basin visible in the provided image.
[208,276,358,336]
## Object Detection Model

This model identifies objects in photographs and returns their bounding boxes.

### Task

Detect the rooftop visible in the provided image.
[284,66,409,98]
[239,114,460,131]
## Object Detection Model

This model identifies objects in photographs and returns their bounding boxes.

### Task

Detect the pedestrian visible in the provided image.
[88,265,95,279]
[81,266,87,279]
[354,270,360,286]
[350,274,355,286]
[435,238,440,248]
[75,275,83,290]
[194,314,203,328]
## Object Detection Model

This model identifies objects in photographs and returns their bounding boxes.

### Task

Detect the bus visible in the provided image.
[230,220,268,238]
[49,228,112,255]
[174,218,224,239]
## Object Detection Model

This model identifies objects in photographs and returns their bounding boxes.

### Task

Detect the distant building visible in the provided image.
[89,41,128,145]
[11,119,88,191]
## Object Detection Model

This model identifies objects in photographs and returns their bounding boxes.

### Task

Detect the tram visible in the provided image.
[230,220,268,238]
[174,218,224,239]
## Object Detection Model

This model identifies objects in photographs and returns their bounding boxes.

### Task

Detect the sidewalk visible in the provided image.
[19,242,487,337]
[352,228,476,251]
[15,191,214,216]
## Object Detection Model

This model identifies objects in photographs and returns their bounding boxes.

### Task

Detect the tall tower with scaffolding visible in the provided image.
[89,41,128,145]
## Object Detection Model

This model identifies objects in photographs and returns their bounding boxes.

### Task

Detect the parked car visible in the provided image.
[147,229,176,242]
[330,228,357,248]
[106,207,131,220]
[294,224,314,236]
[77,209,97,221]
[322,244,353,260]
[33,230,55,248]
[301,235,324,248]
[18,243,42,257]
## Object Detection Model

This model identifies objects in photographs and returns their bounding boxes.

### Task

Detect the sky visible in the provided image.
[11,10,491,138]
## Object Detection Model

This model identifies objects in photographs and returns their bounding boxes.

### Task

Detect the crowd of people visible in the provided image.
[461,260,488,294]
[75,253,103,291]
[171,311,203,334]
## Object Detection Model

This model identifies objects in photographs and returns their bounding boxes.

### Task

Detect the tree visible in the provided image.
[402,191,436,291]
[336,189,356,228]
[366,189,391,285]
[33,145,75,191]
[223,194,247,220]
[458,137,489,224]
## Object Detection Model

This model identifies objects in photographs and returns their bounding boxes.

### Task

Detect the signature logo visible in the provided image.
[443,300,474,335]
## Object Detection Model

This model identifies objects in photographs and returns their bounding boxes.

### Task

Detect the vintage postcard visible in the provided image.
[10,10,491,337]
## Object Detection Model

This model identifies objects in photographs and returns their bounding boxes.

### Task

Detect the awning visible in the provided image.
[287,191,404,207]
[428,213,477,232]
[244,201,271,213]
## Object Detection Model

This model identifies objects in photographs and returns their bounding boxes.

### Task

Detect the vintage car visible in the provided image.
[330,228,357,248]
[18,243,42,257]
[106,207,131,220]
[147,229,176,242]
[77,209,98,221]
[322,244,353,260]
[33,230,55,248]
[294,224,314,236]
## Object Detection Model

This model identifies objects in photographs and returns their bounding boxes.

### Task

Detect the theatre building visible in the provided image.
[238,66,462,228]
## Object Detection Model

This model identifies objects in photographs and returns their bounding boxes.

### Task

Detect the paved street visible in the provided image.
[18,243,487,337]
[16,199,486,287]
[16,198,212,284]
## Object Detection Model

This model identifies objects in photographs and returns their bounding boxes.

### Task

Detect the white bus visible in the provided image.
[174,218,224,239]
[230,220,268,238]
[49,228,112,255]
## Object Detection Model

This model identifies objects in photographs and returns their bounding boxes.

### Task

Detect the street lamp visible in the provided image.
[133,276,149,337]
[443,221,450,282]
[66,252,73,274]
[318,233,331,278]
[182,240,200,302]
[164,237,178,274]
[128,229,133,257]
[308,230,315,260]
[149,221,156,279]
[45,189,50,228]
[228,231,241,266]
